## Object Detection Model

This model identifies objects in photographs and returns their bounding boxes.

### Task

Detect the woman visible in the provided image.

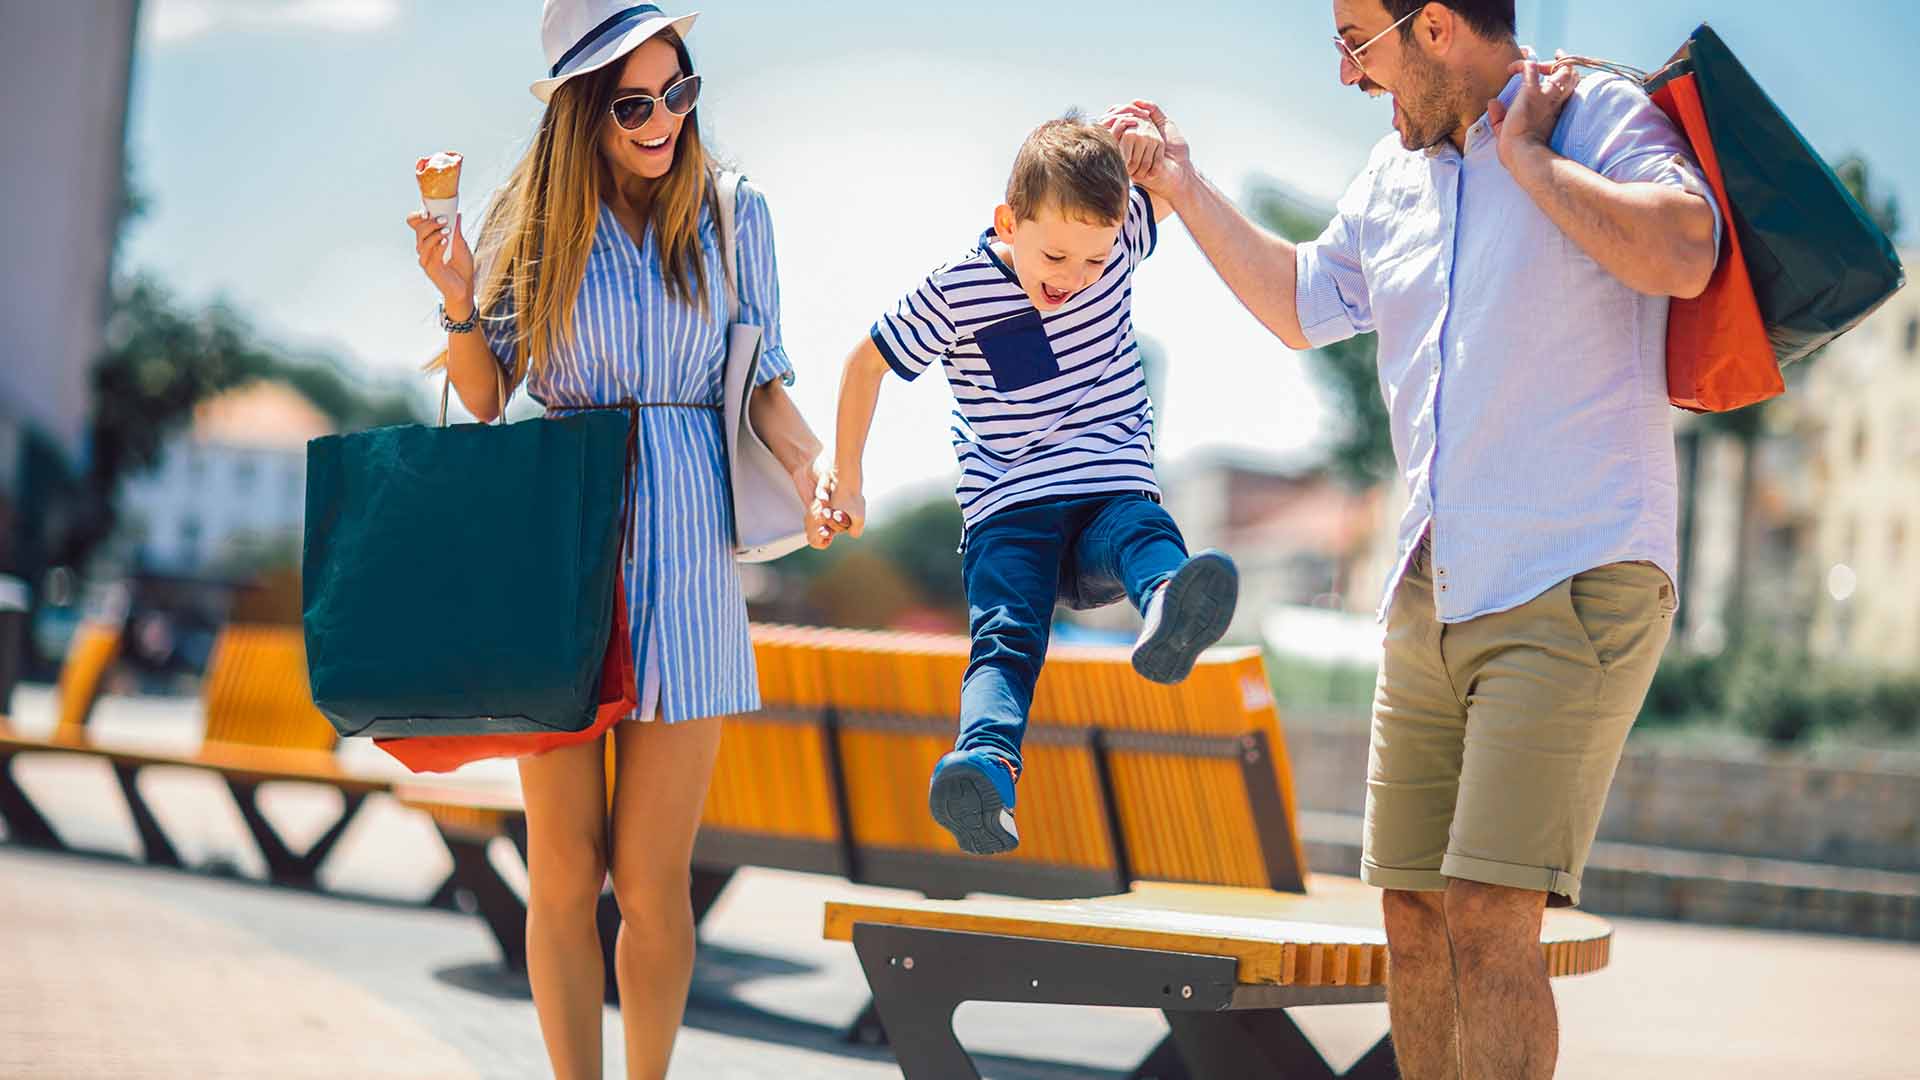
[404,4,835,1076]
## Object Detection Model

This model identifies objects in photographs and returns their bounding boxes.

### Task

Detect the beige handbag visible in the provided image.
[715,171,809,563]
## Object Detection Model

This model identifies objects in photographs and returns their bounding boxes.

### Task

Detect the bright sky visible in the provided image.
[124,0,1919,510]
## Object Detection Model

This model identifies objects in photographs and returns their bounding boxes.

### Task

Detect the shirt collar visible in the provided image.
[1428,72,1525,159]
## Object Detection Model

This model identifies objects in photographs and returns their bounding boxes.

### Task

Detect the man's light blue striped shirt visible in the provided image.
[1296,72,1720,623]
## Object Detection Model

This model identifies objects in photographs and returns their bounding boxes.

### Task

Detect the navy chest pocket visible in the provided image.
[973,310,1061,393]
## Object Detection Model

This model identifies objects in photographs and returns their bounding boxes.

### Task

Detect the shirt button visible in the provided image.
[1436,567,1448,577]
[1439,584,1450,592]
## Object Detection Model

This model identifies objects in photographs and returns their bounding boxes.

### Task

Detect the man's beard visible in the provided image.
[1393,48,1462,152]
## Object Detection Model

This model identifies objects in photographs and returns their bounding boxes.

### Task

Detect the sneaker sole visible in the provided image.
[928,761,1019,856]
[1132,550,1239,684]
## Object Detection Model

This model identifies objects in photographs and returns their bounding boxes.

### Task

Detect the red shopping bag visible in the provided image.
[373,586,639,774]
[1647,70,1784,413]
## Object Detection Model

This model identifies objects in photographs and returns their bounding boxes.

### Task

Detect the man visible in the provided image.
[1105,2,1719,1077]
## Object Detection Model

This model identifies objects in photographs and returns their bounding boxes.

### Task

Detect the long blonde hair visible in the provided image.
[440,29,714,385]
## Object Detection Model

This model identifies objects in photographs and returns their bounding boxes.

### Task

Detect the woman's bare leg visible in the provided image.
[518,735,611,1080]
[607,715,723,1080]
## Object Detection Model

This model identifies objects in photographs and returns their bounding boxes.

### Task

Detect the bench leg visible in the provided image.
[853,932,976,1080]
[0,750,63,851]
[597,888,622,1004]
[109,762,182,868]
[225,778,367,890]
[436,825,530,970]
[1128,1034,1193,1080]
[425,872,463,910]
[849,923,1241,1080]
[1151,1010,1394,1080]
[690,866,735,925]
[842,997,887,1046]
[1343,1035,1398,1080]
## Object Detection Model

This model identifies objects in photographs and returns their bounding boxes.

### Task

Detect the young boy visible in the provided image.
[824,113,1238,856]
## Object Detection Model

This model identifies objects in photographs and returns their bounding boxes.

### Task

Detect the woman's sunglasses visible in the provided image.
[609,74,702,131]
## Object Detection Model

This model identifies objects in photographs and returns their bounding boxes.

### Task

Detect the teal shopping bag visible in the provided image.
[1680,24,1905,365]
[302,409,631,738]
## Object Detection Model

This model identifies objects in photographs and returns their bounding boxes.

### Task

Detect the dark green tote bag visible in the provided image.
[1673,24,1905,365]
[302,402,631,739]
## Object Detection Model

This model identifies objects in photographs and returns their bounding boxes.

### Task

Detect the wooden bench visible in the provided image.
[399,624,1310,1021]
[825,879,1611,1079]
[0,618,125,846]
[0,623,392,890]
[816,651,1619,1079]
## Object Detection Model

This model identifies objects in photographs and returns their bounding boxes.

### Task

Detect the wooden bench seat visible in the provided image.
[0,623,400,891]
[825,879,1611,1079]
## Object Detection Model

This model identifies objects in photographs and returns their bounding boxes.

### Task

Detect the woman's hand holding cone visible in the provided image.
[407,210,476,318]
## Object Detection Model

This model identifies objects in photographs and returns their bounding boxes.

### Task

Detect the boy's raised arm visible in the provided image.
[825,336,893,538]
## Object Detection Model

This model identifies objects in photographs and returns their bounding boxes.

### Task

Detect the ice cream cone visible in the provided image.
[416,151,463,263]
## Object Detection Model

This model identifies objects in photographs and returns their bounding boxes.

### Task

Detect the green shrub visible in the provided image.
[1641,649,1724,728]
[1861,676,1920,735]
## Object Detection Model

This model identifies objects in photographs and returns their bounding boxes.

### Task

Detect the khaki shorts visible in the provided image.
[1362,540,1674,906]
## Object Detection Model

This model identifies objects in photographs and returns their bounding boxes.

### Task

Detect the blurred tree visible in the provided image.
[1689,153,1899,642]
[1245,180,1393,489]
[61,275,424,571]
[1834,154,1903,240]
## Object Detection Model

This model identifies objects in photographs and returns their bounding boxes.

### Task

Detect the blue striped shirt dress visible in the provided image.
[477,179,794,723]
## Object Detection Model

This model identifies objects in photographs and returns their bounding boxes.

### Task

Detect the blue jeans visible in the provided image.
[957,493,1190,770]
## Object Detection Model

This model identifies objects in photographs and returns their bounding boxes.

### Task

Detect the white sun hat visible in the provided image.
[530,1,699,104]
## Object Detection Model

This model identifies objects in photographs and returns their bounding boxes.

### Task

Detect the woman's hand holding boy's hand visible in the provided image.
[798,453,853,549]
[820,468,867,545]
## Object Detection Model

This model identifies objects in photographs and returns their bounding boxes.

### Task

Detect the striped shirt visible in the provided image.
[870,186,1160,528]
[478,178,793,723]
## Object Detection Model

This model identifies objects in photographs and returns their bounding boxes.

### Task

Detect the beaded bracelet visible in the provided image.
[438,300,479,334]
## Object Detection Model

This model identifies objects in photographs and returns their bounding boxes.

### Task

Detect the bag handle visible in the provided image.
[714,169,743,325]
[437,361,510,427]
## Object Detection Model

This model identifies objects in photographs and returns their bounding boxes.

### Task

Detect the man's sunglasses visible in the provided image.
[1335,7,1421,82]
[609,74,702,130]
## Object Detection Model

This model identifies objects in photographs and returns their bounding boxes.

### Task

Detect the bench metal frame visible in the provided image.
[0,739,379,891]
[853,923,1396,1080]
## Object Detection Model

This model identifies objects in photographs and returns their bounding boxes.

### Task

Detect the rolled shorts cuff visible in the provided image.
[1360,859,1447,894]
[1441,852,1581,906]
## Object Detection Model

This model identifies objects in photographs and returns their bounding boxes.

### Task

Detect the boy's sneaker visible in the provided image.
[1132,549,1239,684]
[928,748,1020,855]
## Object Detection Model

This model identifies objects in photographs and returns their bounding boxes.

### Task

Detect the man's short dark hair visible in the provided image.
[1384,0,1517,41]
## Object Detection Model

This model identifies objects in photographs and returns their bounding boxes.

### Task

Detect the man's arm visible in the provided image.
[1490,60,1718,299]
[1105,101,1313,350]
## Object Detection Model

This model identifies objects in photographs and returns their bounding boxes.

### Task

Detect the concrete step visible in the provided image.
[1298,810,1920,942]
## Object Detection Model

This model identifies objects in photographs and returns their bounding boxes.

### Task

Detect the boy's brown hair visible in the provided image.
[1005,110,1131,226]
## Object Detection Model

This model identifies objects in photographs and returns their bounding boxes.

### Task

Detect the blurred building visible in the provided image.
[0,2,140,583]
[119,381,334,576]
[1803,269,1920,668]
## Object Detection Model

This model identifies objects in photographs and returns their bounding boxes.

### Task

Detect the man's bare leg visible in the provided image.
[1382,888,1461,1080]
[1446,879,1556,1079]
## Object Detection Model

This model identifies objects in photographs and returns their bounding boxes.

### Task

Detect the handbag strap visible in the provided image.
[714,169,743,324]
[437,361,510,427]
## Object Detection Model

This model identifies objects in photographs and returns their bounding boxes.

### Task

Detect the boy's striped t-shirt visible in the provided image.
[870,185,1160,529]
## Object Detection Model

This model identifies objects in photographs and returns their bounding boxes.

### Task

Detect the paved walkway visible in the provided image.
[4,686,1918,1077]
